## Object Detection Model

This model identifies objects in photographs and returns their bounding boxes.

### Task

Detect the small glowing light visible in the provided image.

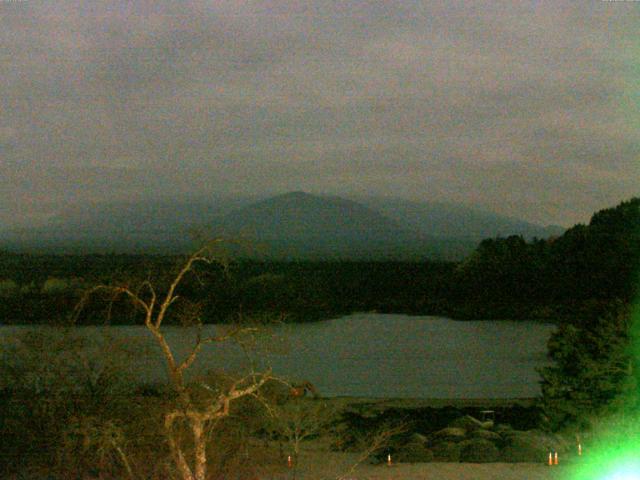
[387,453,392,466]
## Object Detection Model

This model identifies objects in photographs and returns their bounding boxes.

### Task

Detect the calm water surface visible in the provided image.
[1,314,555,399]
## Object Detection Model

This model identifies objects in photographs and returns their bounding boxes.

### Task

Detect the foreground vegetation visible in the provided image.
[0,324,560,479]
[0,198,638,478]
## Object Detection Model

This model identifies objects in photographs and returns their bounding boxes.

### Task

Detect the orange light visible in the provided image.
[287,455,293,468]
[554,452,559,465]
[387,454,392,466]
[548,452,553,466]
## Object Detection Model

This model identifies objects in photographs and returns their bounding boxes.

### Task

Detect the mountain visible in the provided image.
[218,191,433,259]
[223,191,402,235]
[0,191,562,258]
[354,196,565,240]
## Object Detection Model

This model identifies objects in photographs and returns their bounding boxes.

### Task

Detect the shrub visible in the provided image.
[42,277,71,294]
[0,279,18,298]
[0,328,137,477]
[430,441,461,461]
[459,438,500,463]
[500,429,569,463]
[394,441,434,463]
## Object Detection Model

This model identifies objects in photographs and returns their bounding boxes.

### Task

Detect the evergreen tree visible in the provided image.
[539,302,636,431]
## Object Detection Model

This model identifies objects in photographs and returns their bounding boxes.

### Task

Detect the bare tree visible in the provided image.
[76,240,272,480]
[335,423,407,480]
[264,398,334,479]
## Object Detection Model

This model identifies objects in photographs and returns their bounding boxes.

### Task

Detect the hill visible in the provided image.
[218,191,438,259]
[451,197,640,319]
[355,196,565,240]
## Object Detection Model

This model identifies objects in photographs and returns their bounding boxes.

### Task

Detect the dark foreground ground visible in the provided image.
[256,440,578,480]
[252,396,583,480]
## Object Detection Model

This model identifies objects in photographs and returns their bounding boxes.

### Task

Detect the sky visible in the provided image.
[1,0,638,228]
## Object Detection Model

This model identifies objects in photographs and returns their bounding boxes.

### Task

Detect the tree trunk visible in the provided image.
[193,416,207,480]
[166,413,196,480]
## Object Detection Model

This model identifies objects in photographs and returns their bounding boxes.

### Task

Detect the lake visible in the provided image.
[0,314,555,399]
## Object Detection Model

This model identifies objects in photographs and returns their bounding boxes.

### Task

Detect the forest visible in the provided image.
[1,198,638,327]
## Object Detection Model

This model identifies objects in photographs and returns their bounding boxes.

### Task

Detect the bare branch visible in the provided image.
[73,284,152,325]
[117,286,152,316]
[336,423,407,480]
[138,280,157,313]
[145,324,179,385]
[176,326,259,374]
[155,240,224,329]
[209,369,273,420]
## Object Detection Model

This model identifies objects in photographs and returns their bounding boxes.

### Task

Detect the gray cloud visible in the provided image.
[1,0,638,228]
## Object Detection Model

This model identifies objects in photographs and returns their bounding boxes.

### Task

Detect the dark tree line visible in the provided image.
[451,197,640,321]
[0,256,458,325]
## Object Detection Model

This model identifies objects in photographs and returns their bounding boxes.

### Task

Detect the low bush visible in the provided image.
[459,438,500,463]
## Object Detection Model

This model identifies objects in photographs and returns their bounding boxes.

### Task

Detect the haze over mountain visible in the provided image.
[0,192,563,259]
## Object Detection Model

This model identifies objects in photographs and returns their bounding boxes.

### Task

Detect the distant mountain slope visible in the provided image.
[355,196,565,240]
[49,200,223,233]
[0,196,259,254]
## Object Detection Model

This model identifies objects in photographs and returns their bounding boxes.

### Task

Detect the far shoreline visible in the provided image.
[0,310,562,326]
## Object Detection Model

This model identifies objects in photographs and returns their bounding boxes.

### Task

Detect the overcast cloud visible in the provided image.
[1,0,638,227]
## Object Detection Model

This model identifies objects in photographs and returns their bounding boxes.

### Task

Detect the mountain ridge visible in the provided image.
[352,195,565,240]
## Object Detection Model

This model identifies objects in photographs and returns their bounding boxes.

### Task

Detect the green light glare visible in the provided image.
[566,299,640,480]
[567,427,640,480]
[602,459,640,480]
[602,461,640,480]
